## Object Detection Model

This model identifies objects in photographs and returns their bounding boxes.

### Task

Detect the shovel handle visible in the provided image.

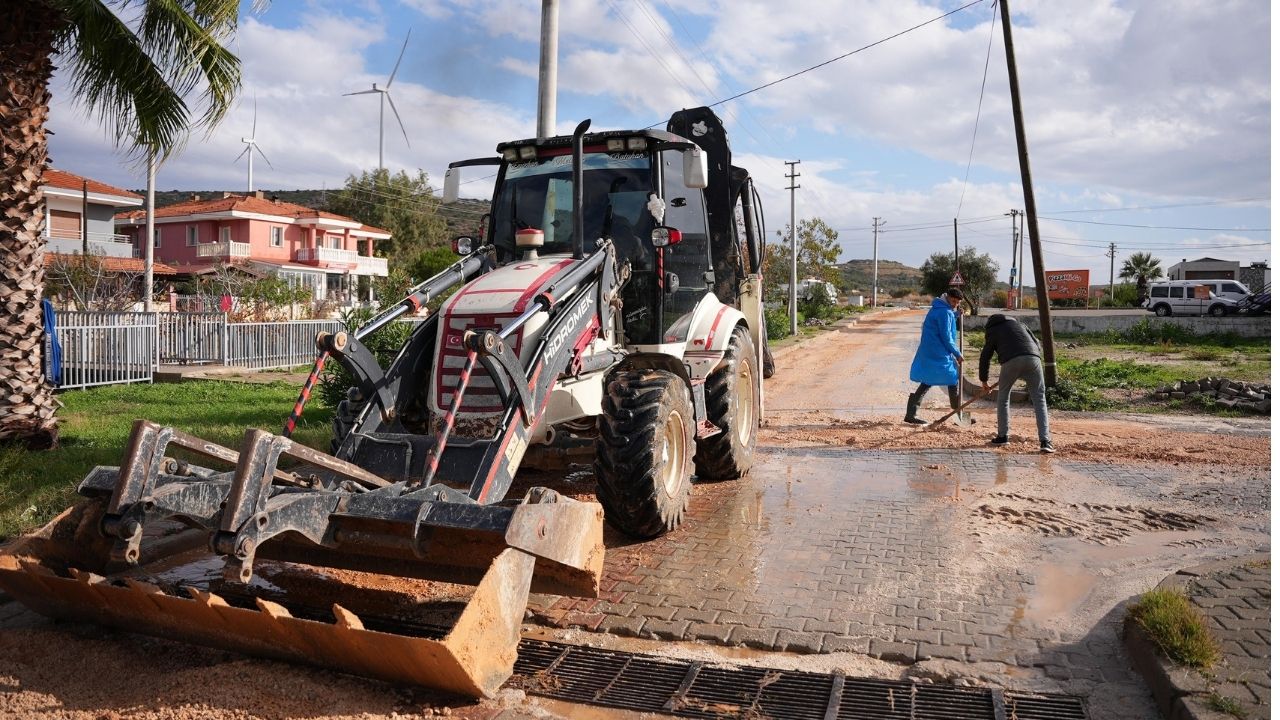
[925,385,995,429]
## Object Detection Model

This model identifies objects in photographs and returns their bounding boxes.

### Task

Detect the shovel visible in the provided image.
[926,386,994,430]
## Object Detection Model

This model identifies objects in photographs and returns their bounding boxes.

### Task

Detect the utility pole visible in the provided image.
[871,217,886,307]
[537,0,559,141]
[1016,212,1025,309]
[81,180,89,255]
[998,0,1056,385]
[144,153,156,312]
[1007,209,1020,309]
[785,160,801,335]
[1106,242,1117,302]
[953,218,964,409]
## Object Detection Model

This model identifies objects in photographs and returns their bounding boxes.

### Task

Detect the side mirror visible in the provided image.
[651,227,683,247]
[683,147,708,189]
[443,167,460,204]
[452,236,474,255]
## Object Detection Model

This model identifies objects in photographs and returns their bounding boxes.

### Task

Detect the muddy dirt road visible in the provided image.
[764,310,1270,466]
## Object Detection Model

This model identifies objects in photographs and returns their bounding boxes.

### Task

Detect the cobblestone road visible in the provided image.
[530,445,1271,720]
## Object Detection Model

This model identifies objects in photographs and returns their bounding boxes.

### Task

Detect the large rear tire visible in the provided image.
[595,369,695,538]
[695,326,758,480]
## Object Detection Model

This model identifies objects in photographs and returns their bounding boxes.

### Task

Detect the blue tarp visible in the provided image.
[42,298,61,387]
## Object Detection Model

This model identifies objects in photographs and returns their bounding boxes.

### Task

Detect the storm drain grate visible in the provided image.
[512,640,1088,720]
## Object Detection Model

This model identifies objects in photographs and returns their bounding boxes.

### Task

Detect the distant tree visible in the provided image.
[1118,252,1163,304]
[919,247,998,315]
[326,169,449,265]
[406,246,460,282]
[772,217,841,285]
[45,253,142,312]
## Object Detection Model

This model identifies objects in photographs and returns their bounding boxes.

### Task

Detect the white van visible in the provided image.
[1143,280,1240,317]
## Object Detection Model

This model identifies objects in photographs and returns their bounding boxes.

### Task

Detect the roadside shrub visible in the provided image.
[316,306,417,408]
[799,291,841,322]
[1044,375,1102,411]
[1128,589,1219,669]
[765,307,791,340]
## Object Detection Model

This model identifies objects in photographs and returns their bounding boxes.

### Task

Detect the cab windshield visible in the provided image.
[491,152,656,261]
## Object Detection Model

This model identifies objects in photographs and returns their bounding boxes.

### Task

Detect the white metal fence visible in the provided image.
[55,312,158,390]
[225,319,345,370]
[52,311,430,389]
[159,313,225,364]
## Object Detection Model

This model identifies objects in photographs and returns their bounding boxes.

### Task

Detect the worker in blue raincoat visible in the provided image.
[904,288,964,424]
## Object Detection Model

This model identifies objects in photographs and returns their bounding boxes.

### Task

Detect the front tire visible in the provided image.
[695,326,758,480]
[595,370,695,538]
[1209,304,1226,317]
[1154,304,1172,317]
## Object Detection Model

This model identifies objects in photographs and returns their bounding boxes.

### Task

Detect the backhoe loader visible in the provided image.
[0,107,768,698]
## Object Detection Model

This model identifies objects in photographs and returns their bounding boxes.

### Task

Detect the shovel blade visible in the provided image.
[952,411,975,426]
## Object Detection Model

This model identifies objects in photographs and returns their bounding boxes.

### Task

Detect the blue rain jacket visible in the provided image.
[909,297,962,386]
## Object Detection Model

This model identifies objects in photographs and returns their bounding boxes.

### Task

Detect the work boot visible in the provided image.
[990,436,1008,446]
[904,394,927,425]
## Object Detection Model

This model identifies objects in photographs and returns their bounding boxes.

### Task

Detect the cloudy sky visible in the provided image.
[47,0,1271,285]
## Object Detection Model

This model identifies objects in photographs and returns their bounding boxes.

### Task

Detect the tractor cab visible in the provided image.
[445,128,713,346]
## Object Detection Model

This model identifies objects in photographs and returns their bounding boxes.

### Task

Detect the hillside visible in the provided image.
[837,258,923,295]
[134,189,488,236]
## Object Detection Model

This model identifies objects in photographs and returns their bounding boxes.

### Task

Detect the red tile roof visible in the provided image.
[115,193,391,236]
[43,169,141,201]
[45,254,180,275]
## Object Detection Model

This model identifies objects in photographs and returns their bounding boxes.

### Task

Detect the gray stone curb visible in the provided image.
[1123,553,1270,720]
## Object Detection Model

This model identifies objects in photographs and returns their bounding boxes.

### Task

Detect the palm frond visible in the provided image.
[47,0,244,160]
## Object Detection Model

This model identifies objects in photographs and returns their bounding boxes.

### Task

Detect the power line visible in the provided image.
[1042,197,1269,214]
[1040,217,1269,232]
[709,0,985,111]
[955,1,999,217]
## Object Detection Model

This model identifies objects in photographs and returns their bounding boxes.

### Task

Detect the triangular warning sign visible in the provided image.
[949,272,965,286]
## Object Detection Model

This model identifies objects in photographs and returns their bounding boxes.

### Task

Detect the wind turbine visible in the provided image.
[344,29,412,170]
[234,96,272,192]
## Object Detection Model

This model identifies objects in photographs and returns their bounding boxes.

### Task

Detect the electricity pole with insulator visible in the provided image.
[786,160,801,335]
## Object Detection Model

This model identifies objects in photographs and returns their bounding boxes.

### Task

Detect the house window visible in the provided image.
[329,234,342,249]
[153,232,160,248]
[186,226,198,246]
[220,227,231,243]
[270,227,283,247]
[49,210,82,240]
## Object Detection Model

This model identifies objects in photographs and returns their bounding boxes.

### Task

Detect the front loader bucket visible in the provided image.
[0,537,532,697]
[0,421,606,699]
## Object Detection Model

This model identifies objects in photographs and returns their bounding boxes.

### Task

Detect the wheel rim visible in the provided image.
[660,409,688,497]
[734,358,755,445]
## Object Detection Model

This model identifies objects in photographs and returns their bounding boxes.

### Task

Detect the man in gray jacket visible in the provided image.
[979,314,1054,453]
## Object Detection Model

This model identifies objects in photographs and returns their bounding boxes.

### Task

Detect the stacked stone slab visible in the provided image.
[1151,377,1271,413]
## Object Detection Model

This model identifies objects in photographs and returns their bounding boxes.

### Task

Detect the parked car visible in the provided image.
[1182,279,1250,302]
[1143,281,1239,317]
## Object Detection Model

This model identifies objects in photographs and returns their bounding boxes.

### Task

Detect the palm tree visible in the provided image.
[1119,252,1164,304]
[0,1,248,448]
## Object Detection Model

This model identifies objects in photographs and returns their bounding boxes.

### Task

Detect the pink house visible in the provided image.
[116,191,390,302]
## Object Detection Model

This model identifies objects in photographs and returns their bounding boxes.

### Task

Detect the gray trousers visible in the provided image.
[996,355,1051,445]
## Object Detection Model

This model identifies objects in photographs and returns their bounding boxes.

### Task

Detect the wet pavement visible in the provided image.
[529,445,1271,720]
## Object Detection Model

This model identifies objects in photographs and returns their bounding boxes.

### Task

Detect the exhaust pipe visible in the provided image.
[571,118,590,259]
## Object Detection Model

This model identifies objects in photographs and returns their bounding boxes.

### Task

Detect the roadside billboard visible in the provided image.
[1045,269,1090,300]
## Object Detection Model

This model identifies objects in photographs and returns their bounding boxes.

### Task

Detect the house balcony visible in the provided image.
[44,231,137,258]
[197,239,251,259]
[354,255,388,277]
[295,246,358,268]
